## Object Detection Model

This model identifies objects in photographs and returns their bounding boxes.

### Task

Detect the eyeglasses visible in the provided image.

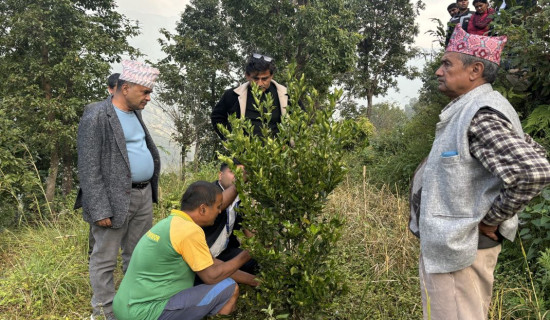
[252,53,273,62]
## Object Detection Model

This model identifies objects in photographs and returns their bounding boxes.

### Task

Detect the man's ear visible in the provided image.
[119,82,129,95]
[470,62,485,81]
[199,204,206,215]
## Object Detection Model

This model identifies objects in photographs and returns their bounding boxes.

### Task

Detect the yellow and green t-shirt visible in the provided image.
[113,210,213,320]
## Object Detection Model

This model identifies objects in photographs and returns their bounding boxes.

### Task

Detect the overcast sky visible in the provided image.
[112,0,452,168]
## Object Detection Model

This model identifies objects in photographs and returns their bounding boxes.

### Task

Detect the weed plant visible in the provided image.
[0,217,91,319]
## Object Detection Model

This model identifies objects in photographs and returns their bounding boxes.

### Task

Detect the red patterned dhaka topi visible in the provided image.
[446,25,507,65]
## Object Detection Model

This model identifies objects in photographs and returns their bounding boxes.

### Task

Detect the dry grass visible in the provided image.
[324,173,422,319]
[0,170,547,319]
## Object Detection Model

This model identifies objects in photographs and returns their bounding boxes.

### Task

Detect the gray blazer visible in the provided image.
[74,96,160,229]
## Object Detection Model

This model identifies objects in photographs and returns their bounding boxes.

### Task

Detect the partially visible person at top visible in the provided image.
[445,0,473,46]
[467,0,496,35]
[107,73,120,95]
[113,181,257,320]
[211,53,289,140]
[409,25,550,319]
[447,3,459,17]
[201,160,258,278]
[75,60,161,320]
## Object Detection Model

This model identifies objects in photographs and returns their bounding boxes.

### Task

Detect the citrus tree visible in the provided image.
[218,72,358,319]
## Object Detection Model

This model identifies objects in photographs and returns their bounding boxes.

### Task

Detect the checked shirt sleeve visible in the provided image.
[468,110,550,226]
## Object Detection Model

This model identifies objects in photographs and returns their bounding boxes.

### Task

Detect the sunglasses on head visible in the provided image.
[252,53,273,62]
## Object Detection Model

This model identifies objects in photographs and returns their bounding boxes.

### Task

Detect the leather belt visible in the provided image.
[131,181,150,189]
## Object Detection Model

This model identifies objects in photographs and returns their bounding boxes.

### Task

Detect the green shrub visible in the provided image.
[518,188,550,263]
[0,108,44,227]
[218,73,356,319]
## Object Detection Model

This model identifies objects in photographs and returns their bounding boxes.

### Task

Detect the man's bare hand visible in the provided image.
[479,221,499,241]
[243,228,255,238]
[242,272,260,287]
[96,218,112,227]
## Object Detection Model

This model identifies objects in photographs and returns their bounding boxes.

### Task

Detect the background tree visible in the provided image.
[156,0,240,167]
[492,1,550,149]
[0,0,138,211]
[0,108,41,226]
[361,54,448,192]
[343,0,424,118]
[367,102,408,134]
[221,0,361,95]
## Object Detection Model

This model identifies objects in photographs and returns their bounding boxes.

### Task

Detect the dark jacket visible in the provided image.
[446,10,473,46]
[211,80,288,140]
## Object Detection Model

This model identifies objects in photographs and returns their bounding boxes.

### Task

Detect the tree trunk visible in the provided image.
[192,127,201,172]
[45,147,59,203]
[366,92,373,119]
[61,152,73,196]
[42,43,58,203]
[180,145,187,181]
[193,139,200,172]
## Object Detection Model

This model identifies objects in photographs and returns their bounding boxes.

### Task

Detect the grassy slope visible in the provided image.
[0,218,93,319]
[0,172,545,319]
[326,177,421,319]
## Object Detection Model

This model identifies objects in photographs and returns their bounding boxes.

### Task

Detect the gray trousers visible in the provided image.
[89,184,153,315]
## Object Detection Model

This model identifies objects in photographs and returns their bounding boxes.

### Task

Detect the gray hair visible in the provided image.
[459,54,499,83]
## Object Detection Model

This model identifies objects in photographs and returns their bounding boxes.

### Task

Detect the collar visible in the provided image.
[247,82,274,93]
[170,209,193,222]
[440,83,493,121]
[233,79,286,96]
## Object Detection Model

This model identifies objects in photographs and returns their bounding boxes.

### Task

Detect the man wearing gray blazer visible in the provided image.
[75,60,161,320]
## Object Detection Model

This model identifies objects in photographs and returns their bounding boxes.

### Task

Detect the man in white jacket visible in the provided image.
[211,53,289,140]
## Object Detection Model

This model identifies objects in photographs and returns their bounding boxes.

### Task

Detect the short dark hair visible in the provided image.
[459,54,499,83]
[108,73,120,89]
[116,78,134,92]
[180,181,222,211]
[472,0,487,4]
[245,54,276,76]
[220,158,242,172]
[447,3,458,10]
